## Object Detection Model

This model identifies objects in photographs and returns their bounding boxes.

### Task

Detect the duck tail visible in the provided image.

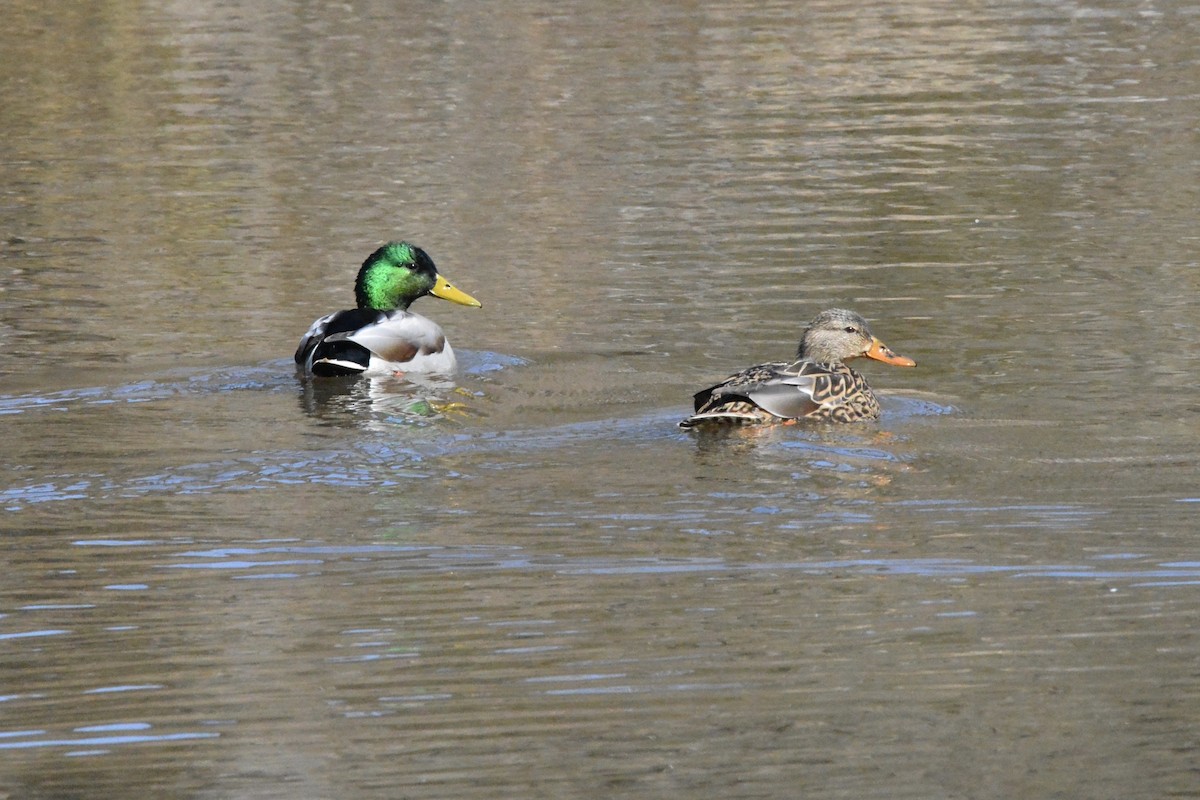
[310,357,369,377]
[678,410,764,429]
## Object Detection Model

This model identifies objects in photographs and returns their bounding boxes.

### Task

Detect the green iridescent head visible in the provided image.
[353,241,480,312]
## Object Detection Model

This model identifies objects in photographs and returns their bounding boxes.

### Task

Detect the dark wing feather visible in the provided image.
[295,309,388,375]
[691,361,790,412]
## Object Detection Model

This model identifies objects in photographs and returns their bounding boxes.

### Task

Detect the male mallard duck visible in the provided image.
[679,308,915,427]
[295,241,481,377]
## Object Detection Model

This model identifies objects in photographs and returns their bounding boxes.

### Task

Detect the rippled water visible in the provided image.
[3,1,1200,797]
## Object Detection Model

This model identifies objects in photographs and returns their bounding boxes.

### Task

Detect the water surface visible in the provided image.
[2,1,1199,798]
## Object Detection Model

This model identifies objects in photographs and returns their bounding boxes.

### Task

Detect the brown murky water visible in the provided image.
[3,1,1199,797]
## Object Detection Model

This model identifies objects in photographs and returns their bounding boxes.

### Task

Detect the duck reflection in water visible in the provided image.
[297,371,476,430]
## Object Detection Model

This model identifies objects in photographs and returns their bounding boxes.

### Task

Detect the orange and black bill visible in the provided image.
[865,337,916,367]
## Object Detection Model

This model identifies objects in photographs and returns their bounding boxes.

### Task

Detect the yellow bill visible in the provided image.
[430,274,482,308]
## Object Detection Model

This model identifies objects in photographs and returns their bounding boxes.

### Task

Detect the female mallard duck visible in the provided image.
[295,241,481,377]
[679,308,915,427]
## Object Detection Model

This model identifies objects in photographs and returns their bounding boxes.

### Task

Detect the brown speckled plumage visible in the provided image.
[680,309,915,428]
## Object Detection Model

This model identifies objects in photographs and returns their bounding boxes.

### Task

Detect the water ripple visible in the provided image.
[0,730,219,751]
[120,541,1200,585]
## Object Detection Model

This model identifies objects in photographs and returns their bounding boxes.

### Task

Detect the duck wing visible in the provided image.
[745,361,877,420]
[682,360,817,425]
[682,360,875,427]
[339,310,447,366]
[742,372,824,419]
[690,361,789,412]
[295,309,386,374]
[296,310,453,377]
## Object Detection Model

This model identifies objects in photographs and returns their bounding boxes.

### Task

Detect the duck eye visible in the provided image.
[844,326,858,334]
